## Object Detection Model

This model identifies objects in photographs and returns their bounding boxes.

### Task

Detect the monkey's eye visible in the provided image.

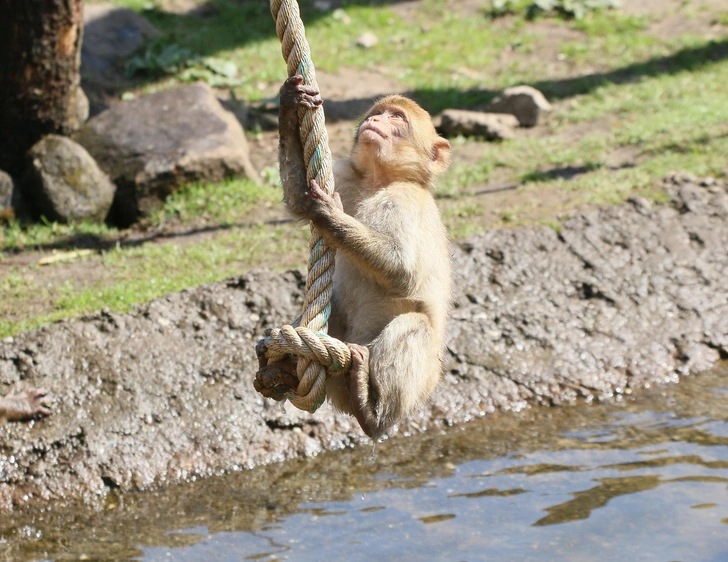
[390,111,406,120]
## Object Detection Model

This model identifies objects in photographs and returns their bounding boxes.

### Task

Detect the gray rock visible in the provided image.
[0,170,13,221]
[73,82,259,226]
[82,3,161,84]
[484,85,552,127]
[24,135,115,223]
[439,109,519,140]
[1,173,727,511]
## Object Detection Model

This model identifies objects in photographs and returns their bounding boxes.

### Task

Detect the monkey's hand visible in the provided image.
[302,179,344,225]
[279,75,323,133]
[0,388,52,422]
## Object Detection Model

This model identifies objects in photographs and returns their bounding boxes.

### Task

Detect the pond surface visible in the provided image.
[3,367,728,561]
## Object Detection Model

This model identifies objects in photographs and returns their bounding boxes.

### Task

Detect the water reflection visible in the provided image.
[534,475,662,526]
[1,366,727,561]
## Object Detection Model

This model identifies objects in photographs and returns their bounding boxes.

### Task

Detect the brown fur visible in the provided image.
[273,76,452,438]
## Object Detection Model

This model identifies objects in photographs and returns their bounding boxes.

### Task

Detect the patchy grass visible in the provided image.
[0,219,308,338]
[437,46,728,236]
[0,178,304,337]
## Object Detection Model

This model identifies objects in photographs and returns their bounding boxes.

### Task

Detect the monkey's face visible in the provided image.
[352,96,451,186]
[357,106,408,150]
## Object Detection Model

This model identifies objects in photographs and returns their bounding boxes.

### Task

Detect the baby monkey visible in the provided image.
[0,388,51,422]
[257,76,452,439]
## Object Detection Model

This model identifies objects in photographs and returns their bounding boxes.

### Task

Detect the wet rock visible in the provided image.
[82,3,161,85]
[73,82,259,227]
[24,135,115,223]
[1,173,727,511]
[0,170,13,222]
[484,85,552,127]
[439,109,518,140]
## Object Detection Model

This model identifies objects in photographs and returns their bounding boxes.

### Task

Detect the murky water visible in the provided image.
[2,367,727,561]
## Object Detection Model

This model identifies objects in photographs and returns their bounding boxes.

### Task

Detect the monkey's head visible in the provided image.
[352,95,451,188]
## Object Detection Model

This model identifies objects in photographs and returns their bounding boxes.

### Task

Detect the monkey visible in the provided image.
[256,75,452,439]
[0,388,51,422]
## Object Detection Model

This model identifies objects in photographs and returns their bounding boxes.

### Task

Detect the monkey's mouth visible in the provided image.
[359,124,387,140]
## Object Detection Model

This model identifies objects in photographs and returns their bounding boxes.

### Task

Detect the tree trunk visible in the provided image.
[0,0,85,174]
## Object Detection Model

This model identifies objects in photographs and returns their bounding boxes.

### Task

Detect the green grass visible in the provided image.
[0,220,308,338]
[2,0,728,336]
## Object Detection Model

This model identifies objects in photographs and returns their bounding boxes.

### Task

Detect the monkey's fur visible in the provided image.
[258,76,452,439]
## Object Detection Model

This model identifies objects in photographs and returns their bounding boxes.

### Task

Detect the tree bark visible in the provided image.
[0,0,85,174]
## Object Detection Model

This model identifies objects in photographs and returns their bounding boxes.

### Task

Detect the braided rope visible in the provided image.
[260,0,351,412]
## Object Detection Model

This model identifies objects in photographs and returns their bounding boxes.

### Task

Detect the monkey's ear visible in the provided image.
[429,138,451,176]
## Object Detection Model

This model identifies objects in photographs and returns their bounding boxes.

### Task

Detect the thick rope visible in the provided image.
[260,0,351,412]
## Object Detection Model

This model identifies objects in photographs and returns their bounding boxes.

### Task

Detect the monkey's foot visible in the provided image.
[253,356,299,401]
[346,343,374,438]
[1,388,52,422]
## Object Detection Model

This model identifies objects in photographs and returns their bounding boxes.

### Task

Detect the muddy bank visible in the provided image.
[1,173,727,510]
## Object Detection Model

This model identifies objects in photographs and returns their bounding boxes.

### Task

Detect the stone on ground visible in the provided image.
[73,82,259,226]
[24,135,115,223]
[0,170,14,221]
[484,85,552,127]
[82,3,161,84]
[439,109,519,140]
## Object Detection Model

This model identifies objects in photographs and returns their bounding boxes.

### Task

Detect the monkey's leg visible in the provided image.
[254,339,299,401]
[0,388,52,422]
[347,312,440,439]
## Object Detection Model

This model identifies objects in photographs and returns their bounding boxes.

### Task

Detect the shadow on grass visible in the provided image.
[226,37,728,121]
[88,0,728,117]
[2,216,294,256]
[412,39,728,113]
[85,0,414,82]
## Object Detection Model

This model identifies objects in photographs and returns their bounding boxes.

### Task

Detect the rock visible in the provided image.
[356,32,379,48]
[484,85,552,127]
[439,109,519,140]
[82,3,161,85]
[0,169,14,222]
[66,86,91,132]
[156,0,219,16]
[73,82,259,227]
[24,135,115,223]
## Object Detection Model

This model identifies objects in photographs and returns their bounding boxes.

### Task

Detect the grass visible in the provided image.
[1,0,727,336]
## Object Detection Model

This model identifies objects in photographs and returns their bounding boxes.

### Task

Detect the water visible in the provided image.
[2,367,727,561]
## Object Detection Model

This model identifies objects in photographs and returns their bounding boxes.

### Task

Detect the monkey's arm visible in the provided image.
[0,388,52,422]
[278,75,323,219]
[303,180,418,294]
